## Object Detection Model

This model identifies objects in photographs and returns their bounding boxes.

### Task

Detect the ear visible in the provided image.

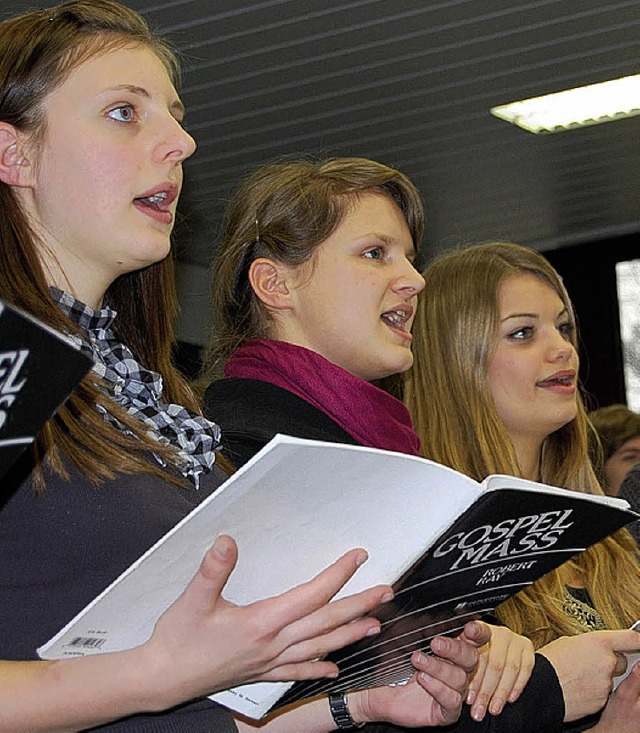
[0,123,34,187]
[248,257,294,312]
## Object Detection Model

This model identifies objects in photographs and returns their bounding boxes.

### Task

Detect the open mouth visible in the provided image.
[381,309,411,332]
[134,191,169,211]
[536,374,575,388]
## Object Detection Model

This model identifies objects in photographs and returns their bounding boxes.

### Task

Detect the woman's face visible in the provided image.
[18,44,195,307]
[276,192,425,381]
[604,436,640,495]
[487,274,579,447]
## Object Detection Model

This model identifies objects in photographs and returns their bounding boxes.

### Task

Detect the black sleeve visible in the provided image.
[359,654,565,733]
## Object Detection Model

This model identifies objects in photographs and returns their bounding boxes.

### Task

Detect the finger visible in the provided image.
[269,581,392,653]
[261,549,373,629]
[459,620,492,648]
[465,630,509,722]
[484,645,523,716]
[412,653,466,726]
[259,659,341,682]
[430,635,479,674]
[271,616,383,667]
[613,661,640,700]
[507,645,536,703]
[607,629,640,654]
[466,646,488,705]
[177,535,239,615]
[614,651,629,677]
[412,650,469,689]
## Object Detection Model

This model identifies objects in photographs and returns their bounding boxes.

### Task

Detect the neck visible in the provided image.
[510,434,544,481]
[40,255,109,310]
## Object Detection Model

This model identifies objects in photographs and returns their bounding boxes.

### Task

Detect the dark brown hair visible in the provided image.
[204,156,425,378]
[0,0,205,486]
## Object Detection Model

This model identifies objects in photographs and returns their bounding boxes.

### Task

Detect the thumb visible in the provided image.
[181,535,239,614]
[609,628,640,654]
[459,620,492,648]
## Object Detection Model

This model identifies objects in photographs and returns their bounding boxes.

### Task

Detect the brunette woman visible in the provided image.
[0,4,487,730]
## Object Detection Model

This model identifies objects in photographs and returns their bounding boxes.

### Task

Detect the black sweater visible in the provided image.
[204,377,567,733]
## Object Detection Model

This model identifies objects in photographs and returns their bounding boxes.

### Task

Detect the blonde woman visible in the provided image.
[405,241,640,731]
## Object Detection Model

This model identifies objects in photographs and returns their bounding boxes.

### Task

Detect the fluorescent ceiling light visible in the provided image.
[490,74,640,133]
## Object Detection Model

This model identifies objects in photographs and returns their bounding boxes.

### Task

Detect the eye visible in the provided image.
[363,246,384,260]
[507,326,533,341]
[108,104,136,123]
[620,451,640,465]
[558,321,575,341]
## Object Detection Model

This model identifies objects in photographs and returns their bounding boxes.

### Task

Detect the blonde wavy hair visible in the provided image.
[404,242,640,647]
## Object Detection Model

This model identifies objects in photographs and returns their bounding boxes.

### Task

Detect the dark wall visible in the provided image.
[545,233,639,410]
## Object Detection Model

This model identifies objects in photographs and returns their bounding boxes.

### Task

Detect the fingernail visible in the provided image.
[212,535,231,558]
[471,704,486,722]
[414,651,427,665]
[366,625,381,637]
[380,591,395,603]
[466,689,476,705]
[431,636,446,654]
[490,699,504,715]
[355,551,368,566]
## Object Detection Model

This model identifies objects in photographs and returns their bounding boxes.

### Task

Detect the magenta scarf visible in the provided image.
[224,339,421,456]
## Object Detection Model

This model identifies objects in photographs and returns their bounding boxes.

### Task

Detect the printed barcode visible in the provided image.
[68,636,106,649]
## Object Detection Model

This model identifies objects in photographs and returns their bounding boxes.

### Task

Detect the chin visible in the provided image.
[132,241,172,270]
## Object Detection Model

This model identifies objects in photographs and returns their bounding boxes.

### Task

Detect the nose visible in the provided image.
[156,116,197,164]
[548,330,575,363]
[392,257,425,297]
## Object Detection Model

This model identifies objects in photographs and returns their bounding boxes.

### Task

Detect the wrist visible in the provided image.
[328,691,367,729]
[133,642,183,711]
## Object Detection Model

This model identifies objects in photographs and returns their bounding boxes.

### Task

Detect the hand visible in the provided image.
[142,535,393,706]
[539,629,640,722]
[587,661,640,732]
[349,620,491,728]
[466,623,535,721]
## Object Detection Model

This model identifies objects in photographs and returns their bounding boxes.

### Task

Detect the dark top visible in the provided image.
[0,453,236,732]
[205,378,359,468]
[204,377,567,733]
[619,462,640,542]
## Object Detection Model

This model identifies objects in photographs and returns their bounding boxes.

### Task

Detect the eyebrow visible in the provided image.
[501,306,569,323]
[104,84,186,118]
[372,233,417,258]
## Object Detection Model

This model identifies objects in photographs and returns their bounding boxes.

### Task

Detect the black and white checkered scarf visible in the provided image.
[52,288,221,488]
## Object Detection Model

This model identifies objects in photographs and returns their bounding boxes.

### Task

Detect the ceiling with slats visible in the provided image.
[3,0,639,340]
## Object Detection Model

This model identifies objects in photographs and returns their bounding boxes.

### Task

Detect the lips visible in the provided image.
[133,183,178,224]
[381,304,414,339]
[536,370,576,391]
[134,183,178,209]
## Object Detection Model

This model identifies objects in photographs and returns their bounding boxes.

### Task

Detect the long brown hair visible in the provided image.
[405,242,640,647]
[0,0,206,486]
[203,156,425,381]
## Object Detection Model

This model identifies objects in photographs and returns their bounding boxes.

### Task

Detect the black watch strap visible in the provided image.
[328,692,365,730]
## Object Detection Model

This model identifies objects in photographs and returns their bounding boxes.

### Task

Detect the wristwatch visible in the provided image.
[328,692,365,730]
